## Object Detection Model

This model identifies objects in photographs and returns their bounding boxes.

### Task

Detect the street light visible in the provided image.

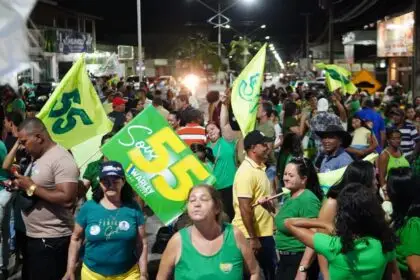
[261,24,266,29]
[224,24,231,29]
[265,36,270,40]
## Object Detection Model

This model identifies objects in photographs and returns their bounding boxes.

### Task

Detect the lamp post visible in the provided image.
[192,0,255,60]
[136,0,143,81]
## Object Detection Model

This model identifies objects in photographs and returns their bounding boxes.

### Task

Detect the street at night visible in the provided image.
[0,0,419,279]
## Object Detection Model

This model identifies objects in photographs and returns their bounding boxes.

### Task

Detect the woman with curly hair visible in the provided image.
[274,158,323,279]
[285,183,401,279]
[387,168,420,278]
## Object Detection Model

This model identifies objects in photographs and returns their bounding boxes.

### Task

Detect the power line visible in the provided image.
[334,0,380,23]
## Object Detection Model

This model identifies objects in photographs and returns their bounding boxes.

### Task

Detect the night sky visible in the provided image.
[56,0,414,58]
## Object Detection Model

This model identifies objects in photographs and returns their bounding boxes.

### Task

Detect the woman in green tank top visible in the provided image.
[379,129,410,188]
[156,185,259,280]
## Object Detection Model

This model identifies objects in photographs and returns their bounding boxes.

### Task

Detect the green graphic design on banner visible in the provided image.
[101,106,215,225]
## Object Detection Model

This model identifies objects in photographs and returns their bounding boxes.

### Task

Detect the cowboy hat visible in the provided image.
[315,125,352,148]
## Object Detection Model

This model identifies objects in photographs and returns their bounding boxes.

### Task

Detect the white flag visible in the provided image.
[0,0,37,77]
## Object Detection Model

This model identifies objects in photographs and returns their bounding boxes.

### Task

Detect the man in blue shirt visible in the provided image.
[316,125,354,173]
[355,99,386,152]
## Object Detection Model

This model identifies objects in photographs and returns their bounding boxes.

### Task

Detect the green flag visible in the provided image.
[37,55,113,149]
[316,63,357,94]
[232,44,267,136]
[101,106,216,225]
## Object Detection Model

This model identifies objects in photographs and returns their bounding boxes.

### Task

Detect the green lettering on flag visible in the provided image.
[316,63,357,95]
[101,106,216,225]
[48,89,93,134]
[37,55,112,149]
[232,44,267,136]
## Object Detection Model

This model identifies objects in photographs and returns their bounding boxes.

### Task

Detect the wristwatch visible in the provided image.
[26,184,37,197]
[298,265,308,272]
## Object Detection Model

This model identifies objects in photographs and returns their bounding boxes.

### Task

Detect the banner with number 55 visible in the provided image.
[101,106,216,225]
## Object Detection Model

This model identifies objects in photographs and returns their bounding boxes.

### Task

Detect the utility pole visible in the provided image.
[413,0,420,98]
[328,2,334,64]
[301,13,310,58]
[137,0,143,81]
[217,2,222,58]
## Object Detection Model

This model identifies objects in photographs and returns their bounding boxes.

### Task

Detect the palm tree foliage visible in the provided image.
[229,38,262,71]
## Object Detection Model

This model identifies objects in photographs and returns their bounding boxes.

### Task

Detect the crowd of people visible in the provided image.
[0,75,418,280]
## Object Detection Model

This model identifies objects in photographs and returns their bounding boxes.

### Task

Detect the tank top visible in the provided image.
[174,223,243,280]
[384,149,410,174]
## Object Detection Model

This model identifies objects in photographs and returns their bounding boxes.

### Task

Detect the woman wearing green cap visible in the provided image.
[62,161,148,280]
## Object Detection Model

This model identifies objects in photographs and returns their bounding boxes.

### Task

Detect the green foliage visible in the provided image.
[173,33,222,72]
[229,38,262,71]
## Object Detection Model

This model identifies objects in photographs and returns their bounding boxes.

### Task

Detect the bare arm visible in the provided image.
[238,198,258,238]
[220,103,239,142]
[233,227,260,280]
[383,260,402,280]
[378,152,389,188]
[407,255,420,279]
[137,224,148,279]
[2,141,19,170]
[156,233,181,280]
[332,93,347,122]
[284,218,333,249]
[317,198,337,280]
[380,131,386,149]
[63,223,84,279]
[33,182,78,208]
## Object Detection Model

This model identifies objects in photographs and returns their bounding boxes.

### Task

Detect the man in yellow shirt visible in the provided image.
[232,130,277,279]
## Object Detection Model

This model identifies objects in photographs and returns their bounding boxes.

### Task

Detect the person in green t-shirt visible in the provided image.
[63,161,148,280]
[274,158,323,279]
[386,168,420,278]
[82,133,114,199]
[285,183,400,280]
[206,122,237,221]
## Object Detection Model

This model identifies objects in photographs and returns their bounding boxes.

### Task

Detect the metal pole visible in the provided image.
[305,14,310,58]
[413,0,420,98]
[328,3,334,64]
[218,2,222,58]
[137,0,143,81]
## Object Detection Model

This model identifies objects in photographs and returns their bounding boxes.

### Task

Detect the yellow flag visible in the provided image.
[37,55,113,149]
[232,44,267,136]
[316,63,357,94]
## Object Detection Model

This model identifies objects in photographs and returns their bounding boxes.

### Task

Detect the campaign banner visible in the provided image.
[101,106,215,225]
[318,153,378,194]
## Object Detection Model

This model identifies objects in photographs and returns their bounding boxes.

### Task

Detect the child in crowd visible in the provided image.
[347,116,377,158]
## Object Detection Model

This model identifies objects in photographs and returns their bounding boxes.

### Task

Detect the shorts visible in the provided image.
[81,264,141,280]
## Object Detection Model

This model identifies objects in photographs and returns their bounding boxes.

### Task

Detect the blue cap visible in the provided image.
[99,161,125,179]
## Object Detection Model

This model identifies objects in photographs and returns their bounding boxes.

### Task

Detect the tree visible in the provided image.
[172,33,222,73]
[229,38,262,71]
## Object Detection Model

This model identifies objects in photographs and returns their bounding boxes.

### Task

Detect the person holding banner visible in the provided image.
[157,185,260,280]
[63,161,148,280]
